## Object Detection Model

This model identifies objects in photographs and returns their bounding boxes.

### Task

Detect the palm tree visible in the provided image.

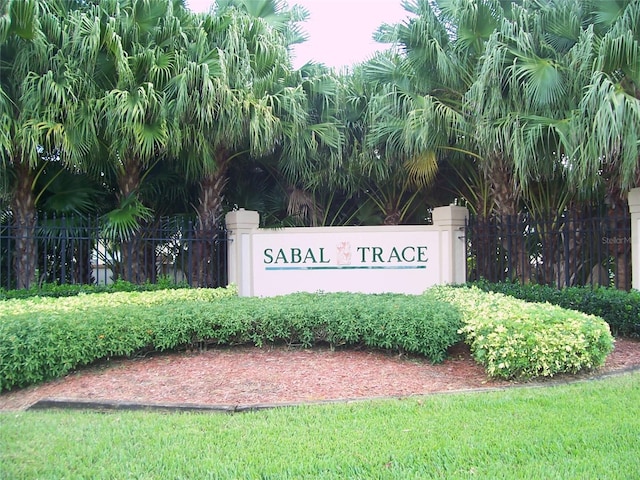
[167,2,309,285]
[567,0,640,288]
[361,55,454,224]
[92,0,188,283]
[469,0,636,287]
[465,1,610,283]
[276,65,348,226]
[377,0,612,283]
[355,0,480,225]
[0,0,100,288]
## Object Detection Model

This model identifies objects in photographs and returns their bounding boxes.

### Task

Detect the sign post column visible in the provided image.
[225,209,259,296]
[431,205,468,284]
[628,188,640,290]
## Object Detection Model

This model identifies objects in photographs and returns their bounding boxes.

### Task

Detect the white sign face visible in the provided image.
[251,228,442,296]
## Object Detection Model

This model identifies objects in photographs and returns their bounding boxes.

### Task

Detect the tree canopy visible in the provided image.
[1,0,638,288]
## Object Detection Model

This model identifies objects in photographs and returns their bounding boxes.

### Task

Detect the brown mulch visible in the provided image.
[1,338,639,412]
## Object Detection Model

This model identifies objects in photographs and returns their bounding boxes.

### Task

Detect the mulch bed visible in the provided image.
[1,338,638,412]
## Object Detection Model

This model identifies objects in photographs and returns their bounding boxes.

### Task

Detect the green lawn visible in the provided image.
[1,372,639,479]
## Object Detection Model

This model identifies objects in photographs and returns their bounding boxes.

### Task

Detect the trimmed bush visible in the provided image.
[0,289,461,392]
[470,280,640,337]
[430,286,614,380]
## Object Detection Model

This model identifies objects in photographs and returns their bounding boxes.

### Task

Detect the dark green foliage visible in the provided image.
[0,290,462,392]
[469,280,640,337]
[0,277,190,300]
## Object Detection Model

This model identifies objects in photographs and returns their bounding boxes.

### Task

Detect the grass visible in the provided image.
[1,372,639,479]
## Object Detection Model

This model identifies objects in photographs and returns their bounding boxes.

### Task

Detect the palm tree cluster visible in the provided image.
[0,0,638,289]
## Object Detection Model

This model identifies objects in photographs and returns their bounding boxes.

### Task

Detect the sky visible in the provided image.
[184,0,410,70]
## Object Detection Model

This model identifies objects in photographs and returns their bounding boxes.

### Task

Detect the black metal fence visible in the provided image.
[0,214,228,290]
[466,210,632,289]
[1,210,633,291]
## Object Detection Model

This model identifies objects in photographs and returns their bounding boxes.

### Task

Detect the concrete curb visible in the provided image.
[26,396,408,413]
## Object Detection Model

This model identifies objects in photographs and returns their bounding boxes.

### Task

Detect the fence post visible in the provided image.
[432,205,469,284]
[628,188,640,290]
[225,209,259,296]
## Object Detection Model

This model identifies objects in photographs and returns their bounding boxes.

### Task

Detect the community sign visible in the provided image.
[250,227,443,296]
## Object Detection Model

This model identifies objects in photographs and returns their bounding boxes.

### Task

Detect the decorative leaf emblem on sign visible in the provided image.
[336,241,352,265]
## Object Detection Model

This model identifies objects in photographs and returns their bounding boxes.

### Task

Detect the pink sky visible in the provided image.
[185,0,410,70]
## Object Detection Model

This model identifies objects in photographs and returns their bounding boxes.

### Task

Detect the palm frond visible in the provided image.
[510,55,566,106]
[576,71,640,192]
[404,150,438,188]
[6,0,37,40]
[101,193,153,242]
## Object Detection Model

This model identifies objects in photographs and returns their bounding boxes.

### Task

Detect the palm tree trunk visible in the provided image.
[117,158,147,284]
[539,216,556,285]
[487,154,530,282]
[192,149,229,287]
[74,240,93,284]
[10,162,38,289]
[557,207,583,287]
[383,204,401,225]
[601,178,632,290]
[607,197,631,290]
[468,213,498,282]
[466,182,498,282]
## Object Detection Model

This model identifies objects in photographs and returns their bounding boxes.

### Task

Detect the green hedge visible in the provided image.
[470,280,640,337]
[0,289,461,392]
[0,277,191,300]
[430,286,614,380]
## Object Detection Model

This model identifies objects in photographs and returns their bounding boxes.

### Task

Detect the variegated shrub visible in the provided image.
[431,286,614,379]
